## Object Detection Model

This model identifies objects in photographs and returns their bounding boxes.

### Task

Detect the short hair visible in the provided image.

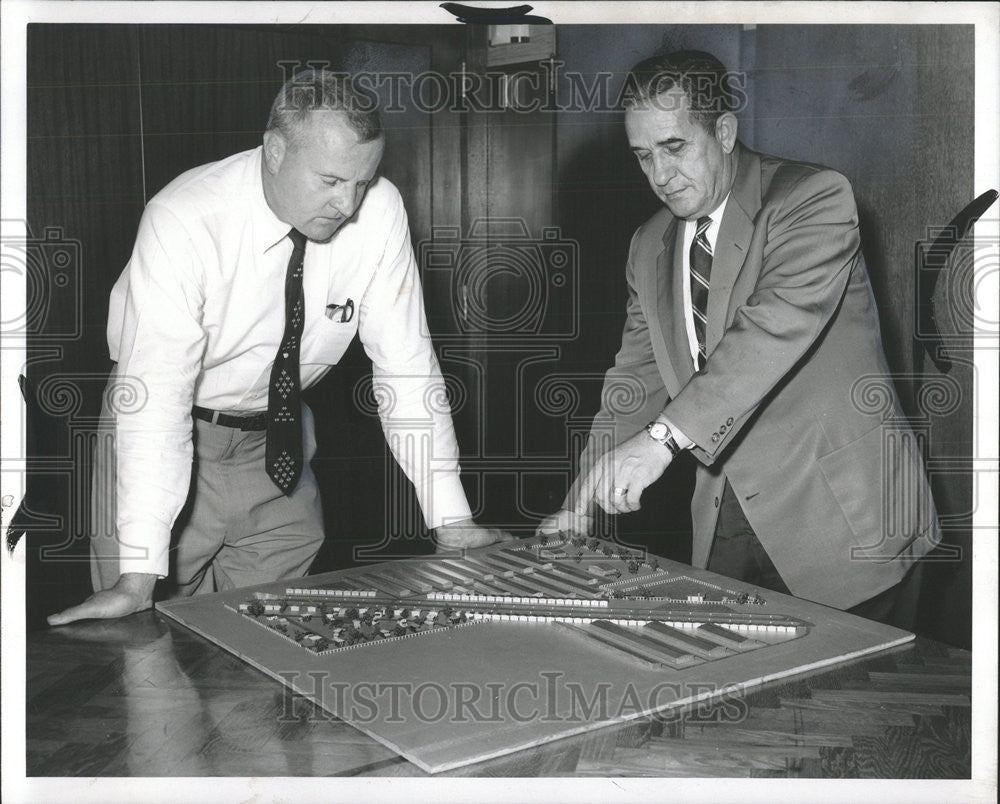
[266,69,382,144]
[621,50,738,131]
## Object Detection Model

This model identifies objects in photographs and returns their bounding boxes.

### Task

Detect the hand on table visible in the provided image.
[577,430,674,516]
[434,518,515,553]
[47,572,157,626]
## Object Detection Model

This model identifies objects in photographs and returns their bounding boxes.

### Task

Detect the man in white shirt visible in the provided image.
[49,70,509,626]
[536,51,939,627]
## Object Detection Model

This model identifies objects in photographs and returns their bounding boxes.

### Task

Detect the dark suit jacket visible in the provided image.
[586,142,940,609]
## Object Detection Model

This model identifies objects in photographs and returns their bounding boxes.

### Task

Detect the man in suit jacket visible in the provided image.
[538,51,940,625]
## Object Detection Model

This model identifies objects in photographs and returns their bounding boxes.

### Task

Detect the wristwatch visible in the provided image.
[645,420,681,457]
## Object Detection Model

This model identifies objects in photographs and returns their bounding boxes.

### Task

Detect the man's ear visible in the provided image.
[715,112,738,154]
[262,130,287,175]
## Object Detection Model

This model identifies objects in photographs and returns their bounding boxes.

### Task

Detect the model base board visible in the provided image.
[156,537,913,773]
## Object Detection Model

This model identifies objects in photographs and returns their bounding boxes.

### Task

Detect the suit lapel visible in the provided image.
[666,222,695,386]
[643,144,764,393]
[707,145,762,352]
[645,216,684,397]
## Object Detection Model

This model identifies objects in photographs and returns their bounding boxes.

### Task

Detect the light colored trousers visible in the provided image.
[90,378,325,596]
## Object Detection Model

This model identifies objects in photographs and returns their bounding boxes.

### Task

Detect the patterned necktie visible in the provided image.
[689,215,713,370]
[266,228,307,494]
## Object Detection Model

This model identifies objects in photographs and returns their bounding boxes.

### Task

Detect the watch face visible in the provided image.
[648,422,668,440]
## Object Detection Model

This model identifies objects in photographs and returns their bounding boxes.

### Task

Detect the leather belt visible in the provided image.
[193,405,268,431]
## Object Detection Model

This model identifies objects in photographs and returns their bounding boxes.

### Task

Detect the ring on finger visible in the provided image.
[613,486,628,497]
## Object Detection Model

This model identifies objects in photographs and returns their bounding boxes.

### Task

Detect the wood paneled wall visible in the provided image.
[26,24,147,627]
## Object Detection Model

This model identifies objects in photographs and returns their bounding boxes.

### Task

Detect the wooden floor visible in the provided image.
[25,612,970,778]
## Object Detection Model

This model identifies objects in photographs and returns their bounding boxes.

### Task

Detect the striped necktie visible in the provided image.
[689,215,713,370]
[266,228,307,494]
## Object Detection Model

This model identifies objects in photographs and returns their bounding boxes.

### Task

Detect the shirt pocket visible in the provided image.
[301,316,358,366]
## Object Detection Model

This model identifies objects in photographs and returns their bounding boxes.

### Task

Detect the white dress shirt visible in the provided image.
[679,194,729,370]
[660,194,729,450]
[108,146,472,577]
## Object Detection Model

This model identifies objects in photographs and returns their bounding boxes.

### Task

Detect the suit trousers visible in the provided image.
[90,375,325,596]
[706,479,791,595]
[706,478,925,629]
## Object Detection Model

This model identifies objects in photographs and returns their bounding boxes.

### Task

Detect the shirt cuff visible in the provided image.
[416,471,474,530]
[115,522,171,578]
[659,416,694,450]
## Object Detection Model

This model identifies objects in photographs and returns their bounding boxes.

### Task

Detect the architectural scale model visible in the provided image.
[157,536,914,773]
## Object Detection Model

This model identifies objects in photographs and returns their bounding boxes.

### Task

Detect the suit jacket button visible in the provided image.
[727,417,734,426]
[711,433,720,443]
[714,496,720,508]
[719,425,727,434]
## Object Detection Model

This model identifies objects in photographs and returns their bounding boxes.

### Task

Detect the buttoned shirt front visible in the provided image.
[679,194,729,370]
[658,194,729,450]
[108,146,472,577]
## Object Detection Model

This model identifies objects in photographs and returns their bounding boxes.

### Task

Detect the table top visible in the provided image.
[25,610,971,778]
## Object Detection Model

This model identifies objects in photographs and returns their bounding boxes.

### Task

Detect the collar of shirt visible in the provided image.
[248,146,297,255]
[683,194,730,252]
